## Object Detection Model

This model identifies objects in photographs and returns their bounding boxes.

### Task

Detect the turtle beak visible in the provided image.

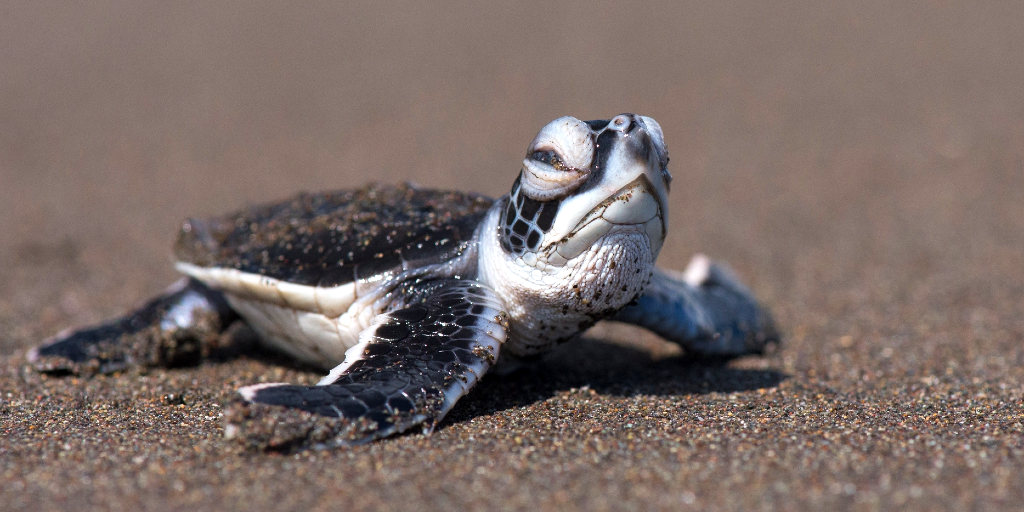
[571,114,670,230]
[637,115,671,191]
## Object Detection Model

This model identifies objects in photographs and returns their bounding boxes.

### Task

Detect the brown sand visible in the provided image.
[2,1,1023,510]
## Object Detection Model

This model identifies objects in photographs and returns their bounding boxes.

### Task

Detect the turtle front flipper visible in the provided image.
[225,280,508,451]
[28,278,238,375]
[613,255,780,357]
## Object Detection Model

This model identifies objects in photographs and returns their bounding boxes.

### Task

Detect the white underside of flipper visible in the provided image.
[682,253,711,287]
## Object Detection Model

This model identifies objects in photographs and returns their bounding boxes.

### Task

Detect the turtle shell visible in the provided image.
[174,184,495,287]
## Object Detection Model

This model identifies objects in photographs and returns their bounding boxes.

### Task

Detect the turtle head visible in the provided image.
[499,114,671,266]
[481,114,672,354]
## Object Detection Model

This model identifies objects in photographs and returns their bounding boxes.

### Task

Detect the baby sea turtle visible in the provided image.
[29,114,778,450]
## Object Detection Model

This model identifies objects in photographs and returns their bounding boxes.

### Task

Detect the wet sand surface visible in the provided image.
[2,1,1023,510]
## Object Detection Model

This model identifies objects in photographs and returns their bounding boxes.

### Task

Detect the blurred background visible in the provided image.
[1,1,1023,509]
[2,0,1021,354]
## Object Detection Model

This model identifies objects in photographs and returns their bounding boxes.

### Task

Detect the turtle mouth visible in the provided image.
[544,175,665,264]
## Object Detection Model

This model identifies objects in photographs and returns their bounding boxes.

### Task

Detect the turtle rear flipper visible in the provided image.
[225,279,508,451]
[28,278,238,375]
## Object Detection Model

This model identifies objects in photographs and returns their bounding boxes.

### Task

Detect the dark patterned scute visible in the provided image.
[174,184,494,287]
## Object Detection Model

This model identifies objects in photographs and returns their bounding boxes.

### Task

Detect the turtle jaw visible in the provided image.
[541,175,665,266]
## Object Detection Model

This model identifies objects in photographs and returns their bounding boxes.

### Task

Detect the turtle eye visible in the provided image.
[519,116,595,201]
[521,155,587,201]
[530,151,569,171]
[520,117,593,200]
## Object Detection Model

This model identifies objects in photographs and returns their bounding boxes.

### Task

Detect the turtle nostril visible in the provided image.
[610,115,632,133]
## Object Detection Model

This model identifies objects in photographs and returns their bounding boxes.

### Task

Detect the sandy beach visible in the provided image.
[2,1,1022,510]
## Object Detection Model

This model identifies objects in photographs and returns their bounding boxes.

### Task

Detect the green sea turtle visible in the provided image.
[29,114,778,450]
